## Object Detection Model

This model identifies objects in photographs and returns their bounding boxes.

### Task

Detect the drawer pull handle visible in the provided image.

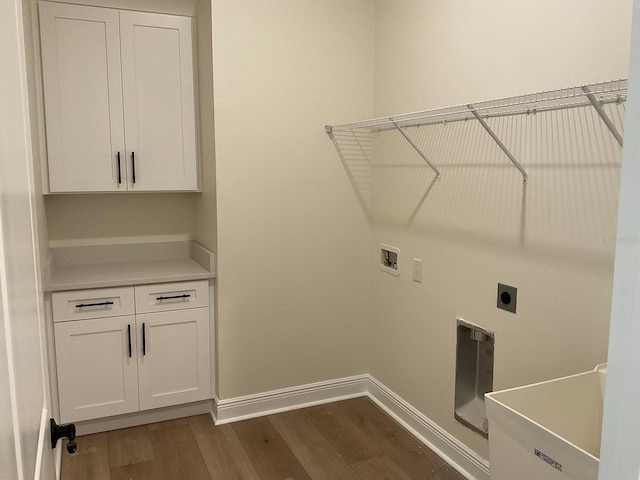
[131,151,136,184]
[117,152,122,185]
[142,323,146,356]
[75,301,114,308]
[156,294,191,301]
[127,324,132,358]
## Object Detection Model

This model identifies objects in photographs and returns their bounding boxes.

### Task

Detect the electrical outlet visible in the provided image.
[497,283,517,313]
[413,258,423,283]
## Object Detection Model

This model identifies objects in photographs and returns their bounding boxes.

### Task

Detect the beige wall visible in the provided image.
[44,193,197,242]
[369,0,633,458]
[374,0,633,114]
[212,0,374,398]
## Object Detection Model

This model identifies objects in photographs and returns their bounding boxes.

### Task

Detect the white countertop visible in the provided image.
[44,240,216,292]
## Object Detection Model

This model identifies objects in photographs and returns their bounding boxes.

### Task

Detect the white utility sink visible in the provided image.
[485,364,606,480]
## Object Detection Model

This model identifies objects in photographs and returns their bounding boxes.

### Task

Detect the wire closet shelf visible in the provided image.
[325,79,628,184]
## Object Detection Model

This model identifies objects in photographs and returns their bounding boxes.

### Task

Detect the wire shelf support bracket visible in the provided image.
[467,104,528,184]
[582,86,624,147]
[391,120,441,180]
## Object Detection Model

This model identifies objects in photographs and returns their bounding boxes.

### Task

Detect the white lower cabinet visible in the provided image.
[137,308,210,411]
[55,315,139,423]
[53,281,210,424]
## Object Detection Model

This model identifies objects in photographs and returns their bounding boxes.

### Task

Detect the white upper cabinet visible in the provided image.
[39,3,125,192]
[39,2,199,193]
[120,11,198,192]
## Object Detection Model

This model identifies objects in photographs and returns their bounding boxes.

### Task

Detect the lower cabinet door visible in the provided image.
[136,307,210,410]
[54,315,139,423]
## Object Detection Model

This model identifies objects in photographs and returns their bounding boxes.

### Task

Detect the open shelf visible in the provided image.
[326,79,628,184]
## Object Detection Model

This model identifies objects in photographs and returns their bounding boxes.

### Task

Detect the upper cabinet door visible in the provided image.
[39,2,125,193]
[120,11,198,192]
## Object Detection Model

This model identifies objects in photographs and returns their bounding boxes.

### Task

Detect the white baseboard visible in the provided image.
[214,374,489,480]
[215,374,370,424]
[367,376,490,480]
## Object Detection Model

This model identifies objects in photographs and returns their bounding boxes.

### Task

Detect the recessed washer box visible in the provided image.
[379,244,400,276]
[454,317,494,438]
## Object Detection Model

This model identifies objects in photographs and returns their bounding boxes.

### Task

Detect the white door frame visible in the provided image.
[600,0,640,478]
[0,0,56,479]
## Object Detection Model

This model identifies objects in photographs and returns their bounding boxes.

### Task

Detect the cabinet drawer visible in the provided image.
[52,287,135,322]
[134,280,208,313]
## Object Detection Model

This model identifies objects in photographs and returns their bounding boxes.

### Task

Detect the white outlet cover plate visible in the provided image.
[413,258,423,283]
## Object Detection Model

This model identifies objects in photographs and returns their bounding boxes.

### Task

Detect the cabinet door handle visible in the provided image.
[75,301,114,308]
[117,152,122,185]
[142,322,146,356]
[156,294,191,301]
[127,324,132,358]
[131,151,136,184]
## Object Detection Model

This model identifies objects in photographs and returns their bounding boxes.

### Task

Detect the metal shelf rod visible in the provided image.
[376,97,626,132]
[468,105,528,184]
[391,120,441,179]
[363,97,625,133]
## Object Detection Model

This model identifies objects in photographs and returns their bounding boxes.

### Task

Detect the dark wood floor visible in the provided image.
[61,397,466,480]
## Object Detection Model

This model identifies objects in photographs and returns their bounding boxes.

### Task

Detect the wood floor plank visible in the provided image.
[351,456,414,480]
[232,415,312,480]
[107,425,154,467]
[188,414,260,480]
[61,433,109,480]
[147,417,190,431]
[110,460,160,480]
[304,401,382,464]
[335,397,466,480]
[61,453,110,480]
[62,398,467,480]
[270,408,363,480]
[70,432,109,455]
[149,425,211,480]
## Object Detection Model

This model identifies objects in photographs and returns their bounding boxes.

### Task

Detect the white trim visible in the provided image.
[367,376,489,480]
[0,210,24,480]
[54,446,61,480]
[215,374,369,424]
[214,374,489,480]
[600,1,640,477]
[33,407,48,480]
[48,234,192,248]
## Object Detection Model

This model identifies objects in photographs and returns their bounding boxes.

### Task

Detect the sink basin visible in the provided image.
[485,364,606,480]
